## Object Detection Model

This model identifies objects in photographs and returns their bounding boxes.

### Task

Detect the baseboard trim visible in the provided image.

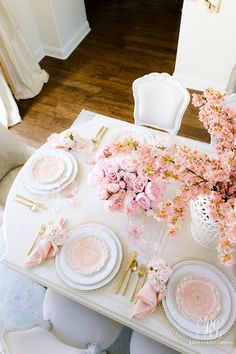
[173,72,226,92]
[43,21,91,60]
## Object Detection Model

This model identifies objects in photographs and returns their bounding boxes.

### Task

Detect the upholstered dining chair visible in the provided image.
[132,72,190,135]
[43,288,123,353]
[130,330,180,354]
[0,123,34,222]
[210,92,236,145]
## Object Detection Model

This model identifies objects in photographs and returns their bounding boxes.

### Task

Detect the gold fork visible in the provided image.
[130,264,147,302]
[27,224,46,255]
[135,267,148,303]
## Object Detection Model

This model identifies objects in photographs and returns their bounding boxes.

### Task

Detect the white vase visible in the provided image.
[190,195,218,250]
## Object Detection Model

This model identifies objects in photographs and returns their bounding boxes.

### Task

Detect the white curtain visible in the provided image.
[0,67,21,127]
[0,1,49,127]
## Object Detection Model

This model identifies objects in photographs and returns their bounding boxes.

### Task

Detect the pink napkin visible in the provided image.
[25,218,67,268]
[132,281,165,319]
[47,133,73,150]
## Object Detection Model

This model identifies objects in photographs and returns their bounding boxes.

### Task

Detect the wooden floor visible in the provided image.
[11,0,210,148]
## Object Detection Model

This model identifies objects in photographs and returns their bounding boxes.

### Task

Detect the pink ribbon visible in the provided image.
[132,281,165,319]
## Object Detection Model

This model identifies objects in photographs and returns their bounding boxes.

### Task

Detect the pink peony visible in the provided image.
[136,192,151,210]
[133,176,148,193]
[145,182,161,201]
[124,172,136,189]
[88,169,104,186]
[98,189,109,200]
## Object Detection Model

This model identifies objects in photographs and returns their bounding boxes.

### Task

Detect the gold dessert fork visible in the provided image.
[122,259,138,295]
[27,224,46,255]
[130,264,147,302]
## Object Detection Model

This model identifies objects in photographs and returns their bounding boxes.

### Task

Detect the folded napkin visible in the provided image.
[48,130,86,151]
[132,281,165,319]
[25,218,67,268]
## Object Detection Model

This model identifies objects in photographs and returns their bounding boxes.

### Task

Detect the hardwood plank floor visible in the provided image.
[11,0,210,148]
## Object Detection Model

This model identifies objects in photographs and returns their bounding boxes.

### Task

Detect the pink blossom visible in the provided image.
[136,192,151,210]
[145,182,161,201]
[133,176,148,193]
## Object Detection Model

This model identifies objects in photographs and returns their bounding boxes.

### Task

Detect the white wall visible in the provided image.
[4,0,90,61]
[174,0,236,91]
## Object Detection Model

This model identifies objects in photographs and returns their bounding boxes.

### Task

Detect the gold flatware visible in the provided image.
[135,267,148,303]
[130,264,147,302]
[92,126,108,148]
[14,199,38,212]
[122,259,138,296]
[15,194,47,210]
[27,224,46,255]
[115,251,137,294]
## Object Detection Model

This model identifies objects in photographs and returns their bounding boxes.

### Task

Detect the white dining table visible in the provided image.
[2,110,236,354]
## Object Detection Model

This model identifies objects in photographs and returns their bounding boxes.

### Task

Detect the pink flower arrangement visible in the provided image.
[152,89,236,266]
[89,137,164,216]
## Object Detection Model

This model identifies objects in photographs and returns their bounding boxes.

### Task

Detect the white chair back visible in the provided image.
[132,73,190,135]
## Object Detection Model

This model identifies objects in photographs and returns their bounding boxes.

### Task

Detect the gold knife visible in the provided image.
[115,251,137,294]
[94,127,108,148]
[16,194,47,210]
[27,224,46,255]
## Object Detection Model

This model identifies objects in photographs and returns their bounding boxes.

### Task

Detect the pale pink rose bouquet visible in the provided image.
[88,137,164,216]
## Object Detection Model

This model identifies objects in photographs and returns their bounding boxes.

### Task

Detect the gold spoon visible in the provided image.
[14,199,38,211]
[122,259,138,295]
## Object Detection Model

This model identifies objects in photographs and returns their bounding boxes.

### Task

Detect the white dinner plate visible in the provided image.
[55,223,123,291]
[23,151,78,195]
[23,150,74,190]
[104,126,153,146]
[162,259,236,342]
[59,224,118,285]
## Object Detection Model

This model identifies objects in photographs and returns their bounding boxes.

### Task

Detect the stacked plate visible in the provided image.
[22,150,78,195]
[56,223,123,291]
[162,259,236,342]
[105,126,153,145]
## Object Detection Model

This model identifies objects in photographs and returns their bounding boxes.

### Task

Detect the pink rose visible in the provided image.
[119,180,126,189]
[136,192,151,210]
[124,172,136,189]
[145,182,160,201]
[106,190,125,212]
[133,176,148,193]
[120,158,137,172]
[104,165,121,184]
[123,190,141,214]
[107,183,120,194]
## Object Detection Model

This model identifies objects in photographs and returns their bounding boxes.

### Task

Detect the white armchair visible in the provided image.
[132,72,190,135]
[0,123,34,221]
[43,288,123,352]
[130,331,180,354]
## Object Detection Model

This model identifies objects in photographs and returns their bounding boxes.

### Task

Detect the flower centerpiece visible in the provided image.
[88,137,165,216]
[89,89,236,267]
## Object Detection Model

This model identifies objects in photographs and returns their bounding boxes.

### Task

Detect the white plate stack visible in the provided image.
[22,150,78,195]
[162,259,236,343]
[56,223,123,291]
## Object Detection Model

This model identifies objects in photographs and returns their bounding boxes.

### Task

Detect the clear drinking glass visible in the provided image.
[126,213,145,244]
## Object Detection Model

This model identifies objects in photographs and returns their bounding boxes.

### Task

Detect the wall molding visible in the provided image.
[173,72,226,92]
[33,21,91,62]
